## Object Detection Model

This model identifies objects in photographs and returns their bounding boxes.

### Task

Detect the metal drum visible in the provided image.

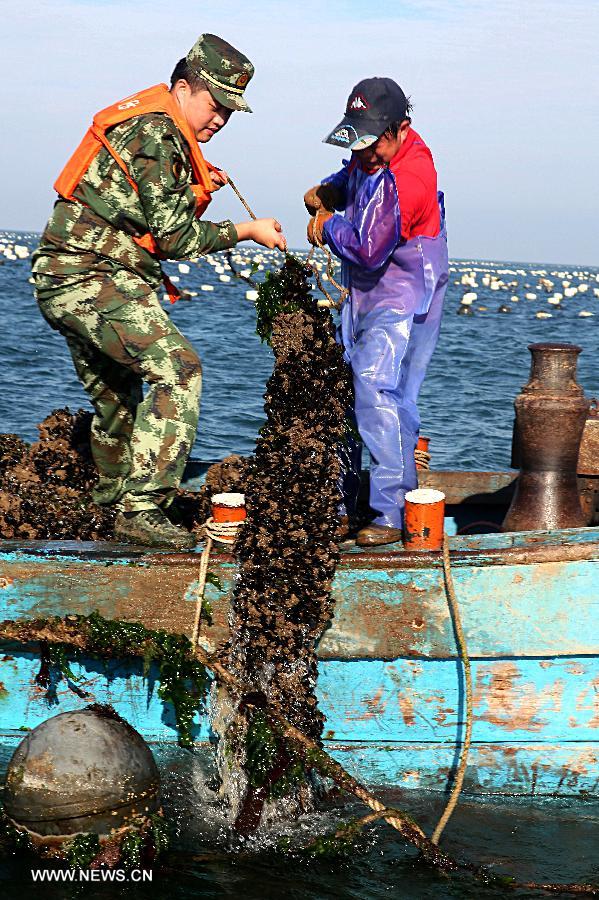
[3,706,160,837]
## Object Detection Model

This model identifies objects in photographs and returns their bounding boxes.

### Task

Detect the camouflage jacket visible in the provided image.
[33,113,238,291]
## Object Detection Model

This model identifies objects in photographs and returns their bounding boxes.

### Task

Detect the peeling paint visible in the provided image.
[474,663,565,732]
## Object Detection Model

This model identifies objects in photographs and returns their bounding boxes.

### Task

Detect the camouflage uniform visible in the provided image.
[32,112,238,513]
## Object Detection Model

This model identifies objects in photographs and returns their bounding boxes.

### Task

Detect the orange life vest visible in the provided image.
[54,83,218,302]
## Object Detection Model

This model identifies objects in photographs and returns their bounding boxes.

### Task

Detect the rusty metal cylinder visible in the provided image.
[503,343,590,532]
[3,706,160,839]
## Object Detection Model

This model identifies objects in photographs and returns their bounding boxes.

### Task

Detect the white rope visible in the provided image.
[414,449,431,470]
[191,518,244,647]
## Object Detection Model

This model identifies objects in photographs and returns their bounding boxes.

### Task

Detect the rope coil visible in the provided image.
[414,449,431,470]
[191,518,243,648]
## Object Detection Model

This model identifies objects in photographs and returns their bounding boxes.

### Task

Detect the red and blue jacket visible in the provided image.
[321,128,448,325]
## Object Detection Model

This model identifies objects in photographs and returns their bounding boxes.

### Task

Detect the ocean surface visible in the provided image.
[0,231,597,469]
[0,231,597,897]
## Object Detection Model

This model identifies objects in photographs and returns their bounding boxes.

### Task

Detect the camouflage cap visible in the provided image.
[186,33,254,113]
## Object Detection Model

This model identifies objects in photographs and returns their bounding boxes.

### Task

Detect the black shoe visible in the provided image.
[114,509,197,550]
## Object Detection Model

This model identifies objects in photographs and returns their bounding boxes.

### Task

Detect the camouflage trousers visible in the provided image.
[34,267,202,513]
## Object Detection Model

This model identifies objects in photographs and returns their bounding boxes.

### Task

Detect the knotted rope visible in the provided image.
[191,518,242,648]
[307,209,349,309]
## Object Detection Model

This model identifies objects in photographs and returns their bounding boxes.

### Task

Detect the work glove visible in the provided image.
[304,183,343,215]
[307,210,333,246]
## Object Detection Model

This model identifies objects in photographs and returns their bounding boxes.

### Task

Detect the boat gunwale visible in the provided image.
[1,532,599,572]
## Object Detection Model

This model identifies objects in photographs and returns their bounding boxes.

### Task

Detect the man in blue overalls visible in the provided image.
[305,77,448,546]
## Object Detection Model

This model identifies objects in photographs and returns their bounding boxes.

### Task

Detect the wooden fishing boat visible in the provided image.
[1,468,598,796]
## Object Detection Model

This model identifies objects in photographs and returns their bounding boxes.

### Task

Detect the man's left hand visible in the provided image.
[307,211,333,246]
[210,169,229,190]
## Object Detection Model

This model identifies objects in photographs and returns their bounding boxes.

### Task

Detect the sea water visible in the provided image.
[0,233,597,896]
[0,232,597,469]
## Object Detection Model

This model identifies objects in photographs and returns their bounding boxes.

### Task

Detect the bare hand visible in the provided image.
[249,218,287,251]
[209,168,228,190]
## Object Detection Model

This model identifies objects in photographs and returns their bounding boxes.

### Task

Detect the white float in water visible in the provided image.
[201,284,214,291]
[525,292,537,300]
[178,263,190,274]
[246,290,258,301]
[219,274,231,282]
[461,292,477,304]
[578,310,594,317]
[535,311,552,319]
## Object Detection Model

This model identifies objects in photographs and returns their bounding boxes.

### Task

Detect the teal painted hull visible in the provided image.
[1,470,598,795]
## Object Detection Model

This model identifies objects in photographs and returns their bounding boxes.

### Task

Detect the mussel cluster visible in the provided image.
[227,256,352,740]
[0,409,114,540]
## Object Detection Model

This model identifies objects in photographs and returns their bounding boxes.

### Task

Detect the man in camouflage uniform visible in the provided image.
[32,34,286,549]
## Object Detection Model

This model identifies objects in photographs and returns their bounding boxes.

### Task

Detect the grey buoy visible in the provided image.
[3,706,160,842]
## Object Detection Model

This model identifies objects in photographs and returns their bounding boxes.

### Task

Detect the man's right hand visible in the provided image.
[236,218,287,251]
[304,183,343,215]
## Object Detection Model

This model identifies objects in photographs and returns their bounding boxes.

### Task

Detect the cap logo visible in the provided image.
[236,73,249,88]
[349,94,369,111]
[333,128,351,143]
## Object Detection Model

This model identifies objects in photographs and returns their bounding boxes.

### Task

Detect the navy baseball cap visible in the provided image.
[324,77,408,151]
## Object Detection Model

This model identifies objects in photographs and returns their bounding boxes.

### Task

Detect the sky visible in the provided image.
[1,0,598,265]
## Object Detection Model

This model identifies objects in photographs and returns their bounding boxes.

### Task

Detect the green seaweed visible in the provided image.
[245,711,279,788]
[200,599,213,626]
[149,813,170,856]
[65,833,100,868]
[205,572,224,592]
[83,612,209,748]
[120,831,144,869]
[244,711,307,799]
[300,818,362,858]
[48,643,78,682]
[254,255,316,344]
[24,612,210,747]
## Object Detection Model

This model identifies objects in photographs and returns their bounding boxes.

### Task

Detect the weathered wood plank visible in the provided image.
[1,726,596,796]
[2,537,598,659]
[326,742,599,795]
[1,651,598,744]
[318,658,599,743]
